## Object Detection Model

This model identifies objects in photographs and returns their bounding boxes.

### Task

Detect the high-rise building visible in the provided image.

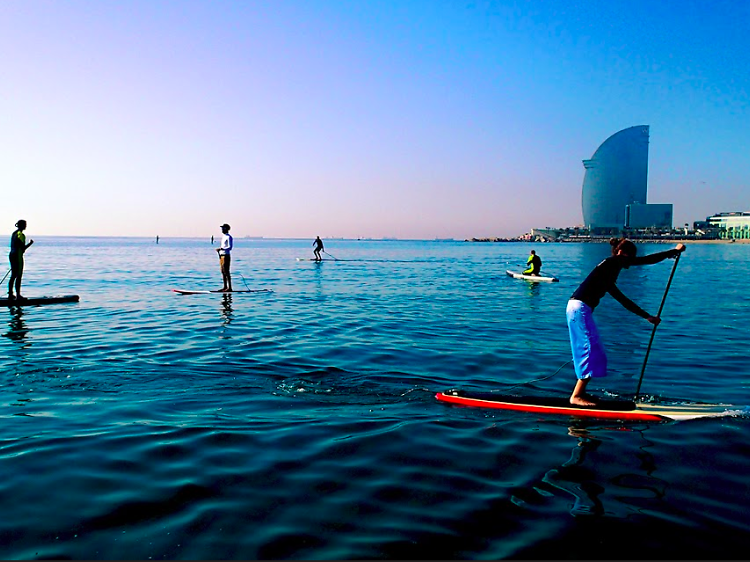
[625,203,673,229]
[582,125,650,232]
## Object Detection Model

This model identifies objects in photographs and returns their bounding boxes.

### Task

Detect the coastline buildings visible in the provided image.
[700,212,750,240]
[581,125,673,234]
[475,127,744,243]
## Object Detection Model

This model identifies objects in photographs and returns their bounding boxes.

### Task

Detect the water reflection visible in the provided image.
[541,427,606,515]
[524,281,541,301]
[3,307,30,345]
[512,424,667,518]
[312,261,325,296]
[220,294,233,326]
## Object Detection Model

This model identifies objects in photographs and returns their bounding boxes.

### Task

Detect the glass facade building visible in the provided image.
[625,203,673,228]
[582,125,650,231]
[706,212,750,239]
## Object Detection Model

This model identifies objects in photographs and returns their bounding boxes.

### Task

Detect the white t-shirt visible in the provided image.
[219,233,233,255]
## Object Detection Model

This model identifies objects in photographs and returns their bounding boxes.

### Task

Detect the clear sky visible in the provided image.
[2,0,748,239]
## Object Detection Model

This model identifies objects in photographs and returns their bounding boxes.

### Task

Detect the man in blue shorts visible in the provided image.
[567,238,685,406]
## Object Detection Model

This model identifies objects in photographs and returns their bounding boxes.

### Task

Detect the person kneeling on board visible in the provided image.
[216,223,233,292]
[523,250,541,276]
[567,238,685,407]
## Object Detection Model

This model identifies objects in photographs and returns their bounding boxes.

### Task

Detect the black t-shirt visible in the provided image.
[571,256,624,310]
[530,255,541,272]
[570,250,677,318]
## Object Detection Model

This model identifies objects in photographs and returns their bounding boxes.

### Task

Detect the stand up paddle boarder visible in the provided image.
[567,238,685,406]
[313,236,324,261]
[523,250,542,276]
[8,220,34,300]
[216,223,233,292]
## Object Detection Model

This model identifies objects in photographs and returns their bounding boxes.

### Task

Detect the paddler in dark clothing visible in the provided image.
[566,238,685,406]
[523,250,542,276]
[8,220,34,300]
[313,236,324,261]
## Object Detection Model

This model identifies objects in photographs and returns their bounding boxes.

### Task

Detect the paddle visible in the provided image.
[324,251,338,261]
[633,249,683,401]
[237,271,252,290]
[0,268,10,285]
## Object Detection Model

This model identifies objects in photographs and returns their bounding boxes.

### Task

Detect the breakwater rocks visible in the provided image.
[465,237,521,242]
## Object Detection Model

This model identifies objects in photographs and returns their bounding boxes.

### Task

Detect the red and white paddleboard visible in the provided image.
[436,390,738,422]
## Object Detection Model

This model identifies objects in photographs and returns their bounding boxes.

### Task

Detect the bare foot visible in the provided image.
[570,395,598,407]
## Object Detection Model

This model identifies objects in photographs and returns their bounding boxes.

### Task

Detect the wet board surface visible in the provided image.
[172,289,272,295]
[436,390,738,421]
[0,295,80,307]
[506,270,559,282]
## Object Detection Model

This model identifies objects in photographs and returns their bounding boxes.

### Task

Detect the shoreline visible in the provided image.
[467,237,750,244]
[657,238,750,244]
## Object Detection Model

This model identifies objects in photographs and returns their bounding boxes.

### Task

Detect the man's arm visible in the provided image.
[608,284,650,319]
[632,244,685,266]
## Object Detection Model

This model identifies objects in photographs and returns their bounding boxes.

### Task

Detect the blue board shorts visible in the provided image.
[566,299,607,380]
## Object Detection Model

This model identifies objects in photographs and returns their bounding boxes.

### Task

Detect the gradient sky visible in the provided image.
[2,0,748,239]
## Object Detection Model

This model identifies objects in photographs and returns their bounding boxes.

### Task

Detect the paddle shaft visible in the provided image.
[0,268,9,285]
[634,252,682,401]
[324,251,338,260]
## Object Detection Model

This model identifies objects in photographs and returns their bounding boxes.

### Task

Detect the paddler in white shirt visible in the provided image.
[216,223,233,292]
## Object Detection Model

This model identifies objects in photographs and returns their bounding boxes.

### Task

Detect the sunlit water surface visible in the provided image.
[1,237,748,559]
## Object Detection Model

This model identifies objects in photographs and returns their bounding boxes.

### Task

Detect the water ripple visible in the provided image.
[1,239,749,558]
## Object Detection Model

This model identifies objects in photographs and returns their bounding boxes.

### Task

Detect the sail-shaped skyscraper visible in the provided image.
[582,125,650,232]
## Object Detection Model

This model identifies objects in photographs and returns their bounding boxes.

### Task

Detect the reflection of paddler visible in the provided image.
[8,220,34,300]
[4,308,29,342]
[523,250,541,276]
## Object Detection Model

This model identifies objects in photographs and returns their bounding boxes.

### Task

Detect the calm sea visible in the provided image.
[1,237,748,559]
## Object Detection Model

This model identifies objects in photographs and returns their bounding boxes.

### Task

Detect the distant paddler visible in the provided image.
[7,219,34,300]
[567,238,685,407]
[216,223,233,292]
[523,250,542,276]
[313,236,324,261]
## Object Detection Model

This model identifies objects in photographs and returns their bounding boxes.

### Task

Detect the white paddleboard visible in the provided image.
[172,289,272,295]
[506,270,559,283]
